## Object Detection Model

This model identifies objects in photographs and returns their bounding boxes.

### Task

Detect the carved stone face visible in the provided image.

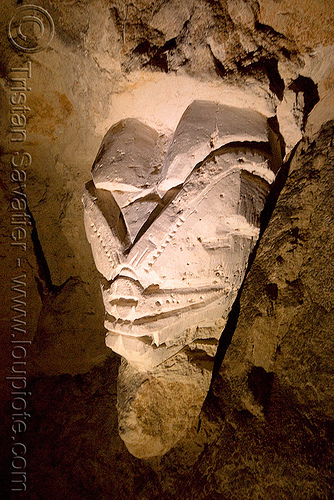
[83,100,281,370]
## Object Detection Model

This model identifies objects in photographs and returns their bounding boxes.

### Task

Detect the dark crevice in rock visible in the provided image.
[143,37,178,72]
[254,21,289,43]
[0,59,8,79]
[16,182,55,298]
[209,45,285,100]
[247,366,274,409]
[209,48,227,78]
[268,116,286,166]
[289,75,320,129]
[259,139,299,235]
[265,282,278,301]
[145,51,169,72]
[264,58,285,101]
[123,17,189,73]
[210,279,242,385]
[133,39,153,55]
[209,137,299,387]
[280,46,298,60]
[236,57,285,100]
[186,347,215,373]
[159,37,178,54]
[18,182,80,300]
[109,6,122,28]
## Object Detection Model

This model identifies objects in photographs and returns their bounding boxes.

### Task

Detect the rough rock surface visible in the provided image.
[0,0,333,498]
[117,350,213,458]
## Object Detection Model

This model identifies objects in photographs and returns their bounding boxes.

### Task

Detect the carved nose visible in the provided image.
[107,277,139,321]
[111,277,139,300]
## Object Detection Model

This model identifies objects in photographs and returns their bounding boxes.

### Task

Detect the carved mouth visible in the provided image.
[103,286,231,348]
[105,298,205,328]
[104,284,229,322]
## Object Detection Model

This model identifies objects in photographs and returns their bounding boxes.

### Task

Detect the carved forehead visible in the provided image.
[92,118,159,192]
[91,100,274,196]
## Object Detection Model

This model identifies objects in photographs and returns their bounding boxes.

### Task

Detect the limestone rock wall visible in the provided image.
[0,0,333,498]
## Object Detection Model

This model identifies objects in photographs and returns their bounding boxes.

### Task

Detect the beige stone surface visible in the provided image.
[258,0,334,49]
[117,350,213,458]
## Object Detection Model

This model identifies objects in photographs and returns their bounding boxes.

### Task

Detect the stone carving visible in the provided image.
[83,100,282,372]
